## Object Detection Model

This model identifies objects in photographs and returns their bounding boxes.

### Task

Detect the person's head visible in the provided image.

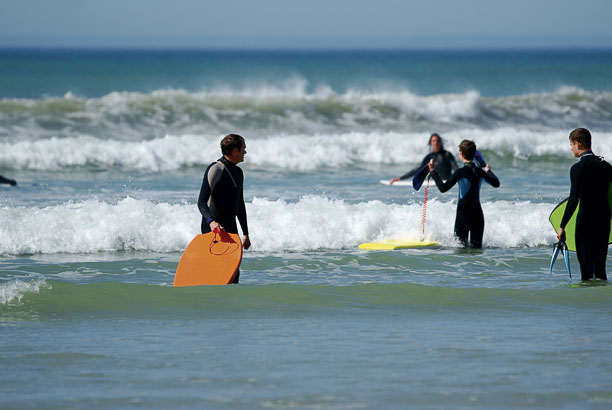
[221,133,246,164]
[429,133,444,153]
[568,128,591,157]
[458,139,476,162]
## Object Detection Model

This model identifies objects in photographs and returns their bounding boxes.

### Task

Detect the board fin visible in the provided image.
[474,150,486,167]
[412,165,430,191]
[549,240,571,278]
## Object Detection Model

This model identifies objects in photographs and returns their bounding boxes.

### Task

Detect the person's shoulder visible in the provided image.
[600,156,612,168]
[453,164,469,175]
[597,156,612,177]
[206,160,224,174]
[570,160,583,172]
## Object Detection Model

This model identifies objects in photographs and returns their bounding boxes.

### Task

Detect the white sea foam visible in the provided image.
[2,129,611,172]
[442,128,612,160]
[0,196,558,255]
[0,278,49,304]
[0,134,218,171]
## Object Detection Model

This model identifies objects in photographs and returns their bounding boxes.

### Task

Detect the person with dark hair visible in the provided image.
[198,134,251,283]
[0,175,17,186]
[428,139,500,248]
[390,133,458,184]
[557,128,612,280]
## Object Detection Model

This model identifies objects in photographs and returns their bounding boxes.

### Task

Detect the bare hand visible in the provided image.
[557,227,565,241]
[209,221,223,232]
[389,177,400,185]
[242,235,251,250]
[427,158,435,172]
[484,164,491,172]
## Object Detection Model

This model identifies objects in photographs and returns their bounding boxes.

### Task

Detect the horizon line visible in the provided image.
[2,45,612,52]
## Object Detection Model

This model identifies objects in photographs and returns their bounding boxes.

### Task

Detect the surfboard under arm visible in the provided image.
[548,183,612,252]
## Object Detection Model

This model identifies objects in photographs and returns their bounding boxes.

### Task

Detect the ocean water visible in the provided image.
[1,49,612,409]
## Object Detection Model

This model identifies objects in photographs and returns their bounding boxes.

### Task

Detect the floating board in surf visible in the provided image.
[548,183,612,252]
[379,179,412,186]
[173,231,242,286]
[358,239,438,250]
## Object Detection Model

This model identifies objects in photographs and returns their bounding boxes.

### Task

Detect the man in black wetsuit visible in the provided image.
[428,139,500,248]
[390,133,458,184]
[0,175,17,186]
[198,134,251,283]
[557,128,612,281]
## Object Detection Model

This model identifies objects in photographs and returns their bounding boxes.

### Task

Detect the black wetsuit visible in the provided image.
[431,162,500,248]
[198,157,249,283]
[560,151,612,280]
[400,150,458,181]
[0,175,16,186]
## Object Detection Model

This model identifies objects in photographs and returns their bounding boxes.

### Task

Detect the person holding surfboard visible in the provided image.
[428,139,500,248]
[556,128,612,281]
[389,133,458,185]
[197,134,251,283]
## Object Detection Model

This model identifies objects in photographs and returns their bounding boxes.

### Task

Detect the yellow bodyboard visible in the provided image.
[358,239,438,250]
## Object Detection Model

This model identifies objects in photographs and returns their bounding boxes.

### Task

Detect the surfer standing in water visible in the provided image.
[198,134,251,283]
[389,133,458,184]
[557,128,612,281]
[428,139,500,248]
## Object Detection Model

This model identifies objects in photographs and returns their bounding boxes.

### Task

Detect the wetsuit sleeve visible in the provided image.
[560,164,580,229]
[0,175,17,186]
[481,169,500,187]
[399,154,431,180]
[448,152,458,173]
[431,168,461,193]
[237,186,249,236]
[197,163,223,221]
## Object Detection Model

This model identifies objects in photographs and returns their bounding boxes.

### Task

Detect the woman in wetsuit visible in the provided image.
[428,139,500,248]
[390,133,458,184]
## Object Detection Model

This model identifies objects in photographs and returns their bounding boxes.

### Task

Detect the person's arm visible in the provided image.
[395,154,431,181]
[481,165,500,188]
[448,152,459,173]
[197,164,223,231]
[237,187,251,249]
[429,159,460,193]
[236,168,250,249]
[0,175,16,186]
[557,165,580,240]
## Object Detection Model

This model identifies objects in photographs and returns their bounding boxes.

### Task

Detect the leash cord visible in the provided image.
[422,175,430,237]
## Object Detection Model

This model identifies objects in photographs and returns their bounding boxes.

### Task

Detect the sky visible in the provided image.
[1,0,611,49]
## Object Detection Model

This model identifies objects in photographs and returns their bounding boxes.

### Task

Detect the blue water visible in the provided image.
[2,49,612,98]
[1,49,612,409]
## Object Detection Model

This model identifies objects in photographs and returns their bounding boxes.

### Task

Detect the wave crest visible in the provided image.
[2,130,611,171]
[2,84,611,140]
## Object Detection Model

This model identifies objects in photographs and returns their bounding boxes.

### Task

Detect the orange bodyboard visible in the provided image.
[173,231,243,286]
